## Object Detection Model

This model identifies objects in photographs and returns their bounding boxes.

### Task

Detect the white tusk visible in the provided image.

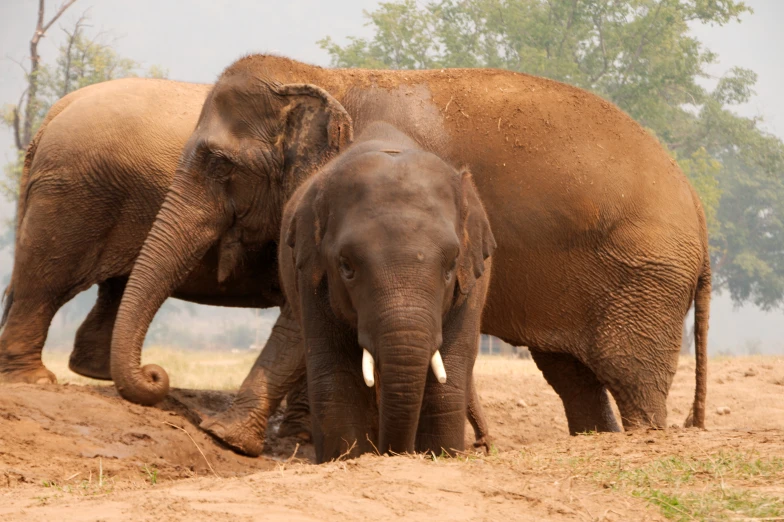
[431,351,447,384]
[362,348,375,387]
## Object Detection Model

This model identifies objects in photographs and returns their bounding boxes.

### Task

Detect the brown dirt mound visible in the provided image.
[1,355,783,521]
[0,384,281,485]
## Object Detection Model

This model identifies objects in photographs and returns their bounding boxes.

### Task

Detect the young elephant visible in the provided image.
[280,121,496,462]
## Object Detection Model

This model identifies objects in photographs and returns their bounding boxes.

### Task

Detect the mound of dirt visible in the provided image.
[0,383,294,487]
[2,356,783,521]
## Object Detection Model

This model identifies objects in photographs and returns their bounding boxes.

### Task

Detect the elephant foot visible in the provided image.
[0,365,57,385]
[200,409,265,458]
[277,412,312,442]
[68,351,112,381]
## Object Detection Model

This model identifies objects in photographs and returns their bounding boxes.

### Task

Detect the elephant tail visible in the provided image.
[689,241,712,430]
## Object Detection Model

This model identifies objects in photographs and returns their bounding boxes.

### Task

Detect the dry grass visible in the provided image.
[43,348,536,390]
[42,346,260,390]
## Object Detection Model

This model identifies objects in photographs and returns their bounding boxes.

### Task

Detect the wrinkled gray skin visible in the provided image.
[280,122,495,461]
[103,54,710,457]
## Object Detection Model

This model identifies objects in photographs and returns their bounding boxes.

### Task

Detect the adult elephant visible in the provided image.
[0,78,312,435]
[109,54,710,456]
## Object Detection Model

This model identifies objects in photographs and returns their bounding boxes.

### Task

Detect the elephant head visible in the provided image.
[284,123,496,455]
[111,67,353,406]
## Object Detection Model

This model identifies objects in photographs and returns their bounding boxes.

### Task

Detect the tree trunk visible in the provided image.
[17,0,78,150]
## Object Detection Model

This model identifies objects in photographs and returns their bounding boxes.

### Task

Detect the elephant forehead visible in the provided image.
[335,202,459,251]
[332,150,458,209]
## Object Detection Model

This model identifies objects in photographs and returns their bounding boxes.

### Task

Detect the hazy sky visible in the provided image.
[0,0,782,353]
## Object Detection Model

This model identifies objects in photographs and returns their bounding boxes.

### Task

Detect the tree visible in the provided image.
[14,0,79,153]
[2,0,76,204]
[320,0,784,309]
[2,2,168,204]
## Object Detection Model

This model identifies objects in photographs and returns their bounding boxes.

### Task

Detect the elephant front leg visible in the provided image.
[277,374,311,441]
[417,293,489,456]
[306,331,378,463]
[416,343,470,456]
[416,316,480,456]
[200,304,306,457]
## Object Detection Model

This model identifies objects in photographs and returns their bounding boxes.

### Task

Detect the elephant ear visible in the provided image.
[456,169,497,296]
[276,84,353,191]
[284,179,329,288]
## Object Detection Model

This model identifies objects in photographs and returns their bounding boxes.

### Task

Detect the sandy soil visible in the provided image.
[1,355,783,521]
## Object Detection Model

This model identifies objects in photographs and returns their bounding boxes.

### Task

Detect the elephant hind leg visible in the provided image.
[0,292,64,384]
[530,349,621,434]
[593,340,679,431]
[69,277,127,380]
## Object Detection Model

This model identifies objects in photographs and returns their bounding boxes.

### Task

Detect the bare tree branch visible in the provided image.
[21,0,79,149]
[12,108,23,151]
[41,0,79,34]
[12,88,28,151]
[588,10,610,84]
[5,55,30,75]
[60,11,89,96]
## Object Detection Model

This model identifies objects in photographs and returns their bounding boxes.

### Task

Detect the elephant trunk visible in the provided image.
[363,302,442,455]
[111,173,228,405]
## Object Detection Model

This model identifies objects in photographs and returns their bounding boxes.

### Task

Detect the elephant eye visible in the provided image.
[205,154,235,183]
[339,256,355,280]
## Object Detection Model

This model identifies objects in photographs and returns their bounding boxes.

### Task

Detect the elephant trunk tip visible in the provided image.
[115,363,170,406]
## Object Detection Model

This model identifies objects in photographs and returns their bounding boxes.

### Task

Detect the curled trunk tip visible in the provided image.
[114,363,170,406]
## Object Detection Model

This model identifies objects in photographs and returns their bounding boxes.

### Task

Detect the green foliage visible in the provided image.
[146,65,170,79]
[2,24,167,194]
[41,31,140,99]
[677,147,722,234]
[320,0,784,309]
[1,149,25,202]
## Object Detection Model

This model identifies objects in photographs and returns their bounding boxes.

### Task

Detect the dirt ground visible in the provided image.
[1,355,783,521]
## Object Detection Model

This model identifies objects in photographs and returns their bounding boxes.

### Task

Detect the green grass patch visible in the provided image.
[592,451,784,521]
